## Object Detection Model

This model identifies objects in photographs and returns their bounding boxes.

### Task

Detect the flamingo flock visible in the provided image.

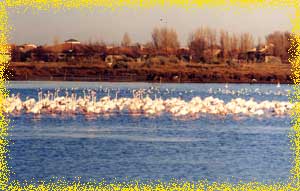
[208,87,289,96]
[3,88,292,119]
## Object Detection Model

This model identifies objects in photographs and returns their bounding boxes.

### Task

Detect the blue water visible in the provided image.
[7,81,292,183]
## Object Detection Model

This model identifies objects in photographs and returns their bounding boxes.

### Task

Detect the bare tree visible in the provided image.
[266,31,291,61]
[239,32,254,53]
[229,33,239,59]
[266,31,281,56]
[257,37,263,48]
[207,28,217,48]
[11,44,21,62]
[53,35,60,46]
[220,29,230,60]
[121,32,131,47]
[188,27,207,62]
[188,26,217,62]
[151,27,180,51]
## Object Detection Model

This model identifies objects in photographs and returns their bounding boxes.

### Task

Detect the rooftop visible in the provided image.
[64,39,80,43]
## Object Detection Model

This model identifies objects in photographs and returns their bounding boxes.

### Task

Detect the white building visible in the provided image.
[64,39,81,45]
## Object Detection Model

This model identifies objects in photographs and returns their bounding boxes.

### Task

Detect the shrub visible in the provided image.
[158,56,169,65]
[210,57,221,64]
[146,56,170,65]
[112,61,128,69]
[169,55,179,64]
[144,56,181,67]
[142,61,151,68]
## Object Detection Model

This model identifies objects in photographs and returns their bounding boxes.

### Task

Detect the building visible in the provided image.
[238,44,275,63]
[19,44,37,52]
[64,39,81,45]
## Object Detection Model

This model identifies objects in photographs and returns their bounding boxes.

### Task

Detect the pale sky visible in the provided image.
[8,6,295,46]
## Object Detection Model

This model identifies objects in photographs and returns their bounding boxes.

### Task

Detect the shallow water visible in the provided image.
[7,81,292,183]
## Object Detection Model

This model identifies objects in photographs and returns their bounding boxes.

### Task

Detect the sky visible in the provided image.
[8,6,295,46]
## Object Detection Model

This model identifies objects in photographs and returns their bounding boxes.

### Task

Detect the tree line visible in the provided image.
[149,26,292,63]
[11,26,293,64]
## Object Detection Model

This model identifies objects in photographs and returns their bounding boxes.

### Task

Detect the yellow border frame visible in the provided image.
[1,0,300,190]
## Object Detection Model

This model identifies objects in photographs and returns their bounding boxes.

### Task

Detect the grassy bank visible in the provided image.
[6,61,291,83]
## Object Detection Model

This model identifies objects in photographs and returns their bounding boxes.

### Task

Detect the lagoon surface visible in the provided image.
[7,81,292,183]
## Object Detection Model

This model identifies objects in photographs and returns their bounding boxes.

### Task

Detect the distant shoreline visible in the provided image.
[6,61,292,84]
[6,80,292,85]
